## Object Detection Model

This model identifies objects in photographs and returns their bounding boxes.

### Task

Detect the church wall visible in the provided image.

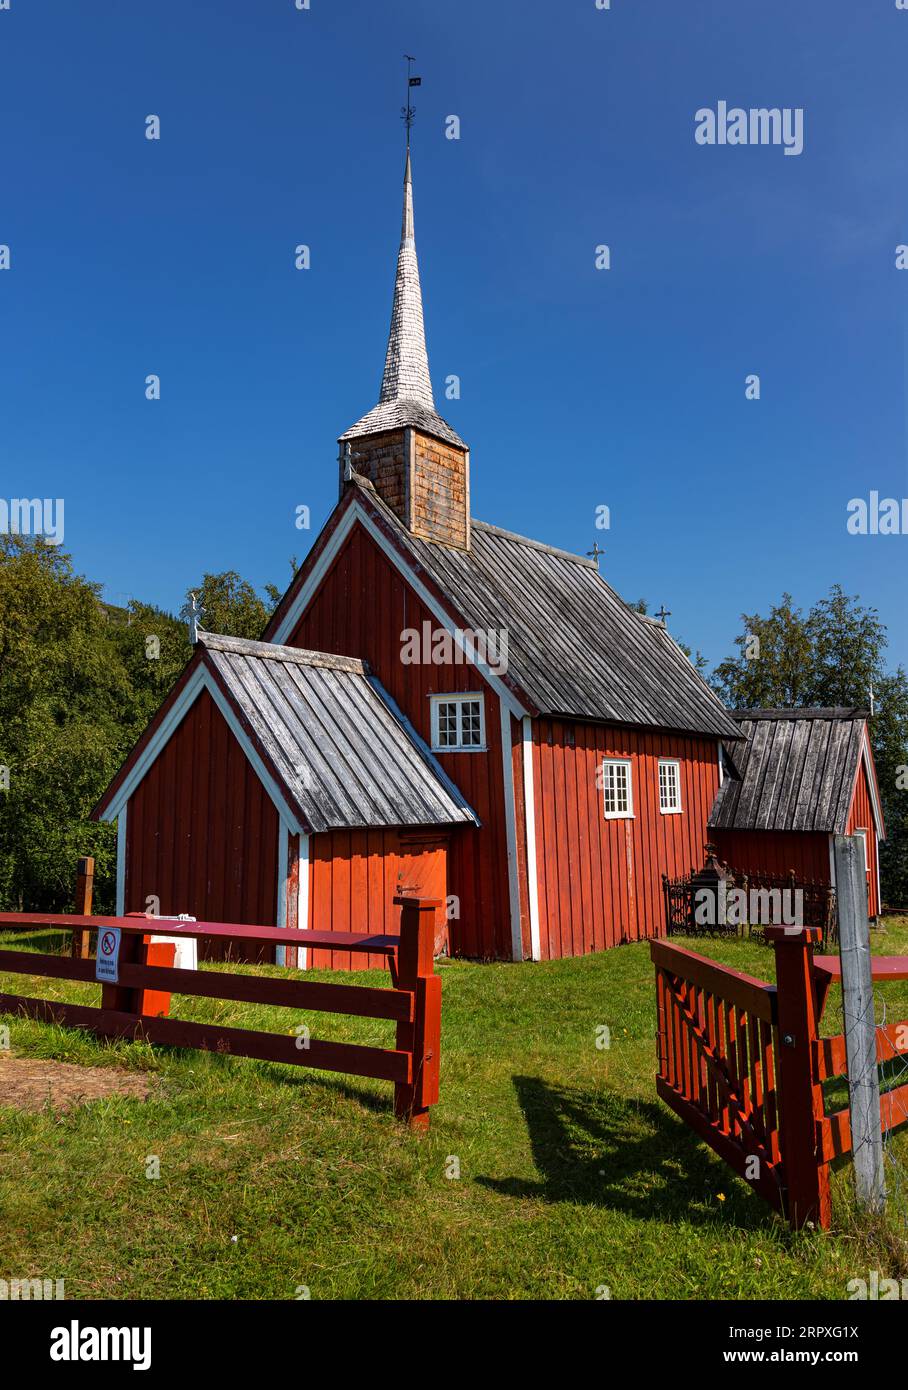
[530,719,722,956]
[283,520,515,960]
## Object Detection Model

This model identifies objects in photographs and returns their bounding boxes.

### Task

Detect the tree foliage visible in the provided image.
[0,539,280,912]
[712,585,908,906]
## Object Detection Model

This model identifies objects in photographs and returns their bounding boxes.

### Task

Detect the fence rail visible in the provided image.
[652,930,908,1229]
[0,897,442,1130]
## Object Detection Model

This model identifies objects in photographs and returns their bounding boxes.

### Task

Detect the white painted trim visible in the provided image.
[601,757,634,820]
[116,804,127,915]
[430,692,486,751]
[828,835,837,889]
[499,698,524,962]
[875,830,883,920]
[658,758,683,815]
[860,727,885,840]
[99,664,305,837]
[298,833,310,970]
[275,820,290,967]
[717,739,725,787]
[522,716,542,961]
[271,498,526,718]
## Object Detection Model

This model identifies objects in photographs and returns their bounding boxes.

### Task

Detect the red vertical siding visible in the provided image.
[846,754,881,918]
[711,829,831,883]
[306,828,447,970]
[531,721,721,958]
[124,689,279,960]
[284,522,512,958]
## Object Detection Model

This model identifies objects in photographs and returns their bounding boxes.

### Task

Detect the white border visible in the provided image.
[658,758,683,815]
[499,698,524,962]
[430,692,486,751]
[116,804,127,915]
[522,716,542,961]
[601,757,634,820]
[270,498,526,719]
[99,664,304,836]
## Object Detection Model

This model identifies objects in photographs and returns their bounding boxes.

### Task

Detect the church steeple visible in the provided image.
[339,145,470,551]
[378,151,435,412]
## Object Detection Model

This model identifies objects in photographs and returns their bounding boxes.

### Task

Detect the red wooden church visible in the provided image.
[95,153,880,962]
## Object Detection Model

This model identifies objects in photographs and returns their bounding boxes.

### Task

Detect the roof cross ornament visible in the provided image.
[655,605,672,626]
[181,592,204,646]
[586,542,604,568]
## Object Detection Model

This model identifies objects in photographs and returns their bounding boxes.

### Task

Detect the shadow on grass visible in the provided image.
[170,1045,395,1118]
[477,1075,770,1227]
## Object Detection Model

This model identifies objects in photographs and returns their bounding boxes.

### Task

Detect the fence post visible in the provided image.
[767,926,830,1229]
[835,834,885,1215]
[392,896,442,1132]
[70,855,95,960]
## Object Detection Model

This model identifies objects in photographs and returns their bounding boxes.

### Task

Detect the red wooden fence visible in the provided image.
[652,928,908,1228]
[0,896,441,1130]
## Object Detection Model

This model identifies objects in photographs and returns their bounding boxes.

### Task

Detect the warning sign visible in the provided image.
[95,928,121,984]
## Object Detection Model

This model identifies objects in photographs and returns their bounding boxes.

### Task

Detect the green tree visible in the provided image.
[0,538,126,910]
[186,571,278,640]
[712,585,908,907]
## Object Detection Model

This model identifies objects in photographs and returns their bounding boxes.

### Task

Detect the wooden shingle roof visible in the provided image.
[708,708,877,834]
[346,480,741,740]
[199,633,477,833]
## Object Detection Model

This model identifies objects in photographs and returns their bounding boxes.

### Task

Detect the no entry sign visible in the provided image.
[95,927,121,984]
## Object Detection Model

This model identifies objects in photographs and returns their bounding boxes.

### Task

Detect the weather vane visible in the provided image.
[402,54,421,150]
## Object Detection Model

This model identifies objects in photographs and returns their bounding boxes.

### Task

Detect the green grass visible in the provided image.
[1,921,908,1300]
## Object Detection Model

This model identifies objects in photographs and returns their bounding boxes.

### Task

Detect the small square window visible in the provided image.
[430,695,485,751]
[659,759,682,814]
[601,758,633,819]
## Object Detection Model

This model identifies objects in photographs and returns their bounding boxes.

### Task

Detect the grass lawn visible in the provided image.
[2,920,908,1300]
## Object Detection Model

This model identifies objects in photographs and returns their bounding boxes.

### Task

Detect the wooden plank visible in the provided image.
[0,993,411,1084]
[0,913,399,957]
[650,939,776,1022]
[656,1076,786,1215]
[819,1084,908,1164]
[0,949,413,1022]
[814,954,908,983]
[835,834,885,1214]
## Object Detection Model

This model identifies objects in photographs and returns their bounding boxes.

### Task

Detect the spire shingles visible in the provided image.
[340,153,464,448]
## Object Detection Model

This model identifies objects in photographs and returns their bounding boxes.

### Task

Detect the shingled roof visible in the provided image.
[198,633,477,833]
[340,151,465,450]
[312,478,741,741]
[708,708,882,835]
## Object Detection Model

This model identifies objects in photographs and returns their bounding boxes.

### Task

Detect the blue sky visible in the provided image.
[1,0,906,674]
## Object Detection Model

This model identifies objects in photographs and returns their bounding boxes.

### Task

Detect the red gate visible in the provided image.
[652,928,908,1228]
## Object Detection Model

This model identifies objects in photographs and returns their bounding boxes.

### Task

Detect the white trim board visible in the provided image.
[98,663,305,837]
[860,728,885,840]
[500,698,524,962]
[522,716,542,961]
[116,805,127,916]
[271,498,527,720]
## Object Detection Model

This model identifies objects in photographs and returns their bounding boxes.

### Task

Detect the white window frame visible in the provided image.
[430,693,486,752]
[601,757,634,820]
[658,758,683,815]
